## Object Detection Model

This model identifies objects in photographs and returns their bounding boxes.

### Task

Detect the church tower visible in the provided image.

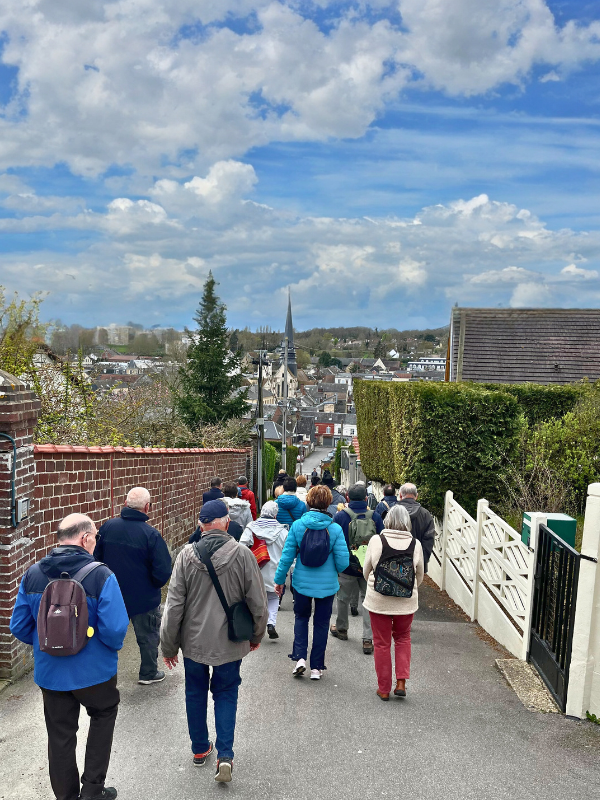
[280,291,298,377]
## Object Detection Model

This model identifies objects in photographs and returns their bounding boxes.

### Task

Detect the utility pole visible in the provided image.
[282,336,288,474]
[256,349,264,508]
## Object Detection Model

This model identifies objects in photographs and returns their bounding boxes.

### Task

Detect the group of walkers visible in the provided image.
[9,470,435,798]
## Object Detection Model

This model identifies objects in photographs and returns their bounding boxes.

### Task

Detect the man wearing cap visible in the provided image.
[160,500,268,784]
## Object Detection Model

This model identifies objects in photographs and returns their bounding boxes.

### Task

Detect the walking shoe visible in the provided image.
[330,624,348,641]
[193,743,214,766]
[310,669,322,680]
[394,679,407,697]
[292,658,306,677]
[363,639,374,655]
[214,758,233,783]
[80,788,117,800]
[138,671,165,685]
[267,624,279,639]
[350,606,359,617]
[376,690,390,701]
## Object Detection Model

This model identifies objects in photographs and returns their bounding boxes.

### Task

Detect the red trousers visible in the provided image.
[369,612,414,693]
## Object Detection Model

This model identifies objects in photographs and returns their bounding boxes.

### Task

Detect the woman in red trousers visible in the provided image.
[362,504,424,700]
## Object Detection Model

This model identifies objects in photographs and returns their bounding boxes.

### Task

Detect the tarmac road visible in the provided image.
[2,577,600,800]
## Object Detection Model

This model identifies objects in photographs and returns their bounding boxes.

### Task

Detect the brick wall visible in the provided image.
[0,372,249,680]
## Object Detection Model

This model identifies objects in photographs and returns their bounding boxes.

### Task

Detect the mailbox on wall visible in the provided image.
[522,511,576,550]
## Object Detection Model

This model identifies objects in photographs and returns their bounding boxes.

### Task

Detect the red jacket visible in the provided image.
[240,486,257,520]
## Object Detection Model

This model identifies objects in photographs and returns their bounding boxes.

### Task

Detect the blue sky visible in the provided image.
[1,0,600,332]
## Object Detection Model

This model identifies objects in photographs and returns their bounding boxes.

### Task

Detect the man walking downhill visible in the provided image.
[95,487,172,685]
[375,484,399,522]
[203,477,224,505]
[161,500,268,783]
[10,514,129,800]
[398,483,435,571]
[331,483,384,654]
[237,476,257,520]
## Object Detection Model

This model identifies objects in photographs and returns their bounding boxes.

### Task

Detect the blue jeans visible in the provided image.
[183,658,242,759]
[290,591,335,670]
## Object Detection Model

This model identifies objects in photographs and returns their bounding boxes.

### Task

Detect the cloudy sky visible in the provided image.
[1,0,600,331]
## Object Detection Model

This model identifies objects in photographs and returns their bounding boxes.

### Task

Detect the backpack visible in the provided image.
[344,508,377,548]
[374,534,416,598]
[379,499,392,520]
[299,527,331,568]
[37,562,104,657]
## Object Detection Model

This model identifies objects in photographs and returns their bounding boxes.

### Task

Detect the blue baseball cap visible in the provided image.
[199,499,229,523]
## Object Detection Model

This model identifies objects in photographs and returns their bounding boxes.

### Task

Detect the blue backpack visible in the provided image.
[299,527,331,568]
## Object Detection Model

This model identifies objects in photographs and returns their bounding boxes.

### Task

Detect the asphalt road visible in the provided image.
[298,446,330,478]
[2,579,600,800]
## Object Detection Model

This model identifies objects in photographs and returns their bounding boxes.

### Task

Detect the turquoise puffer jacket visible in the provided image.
[274,510,350,598]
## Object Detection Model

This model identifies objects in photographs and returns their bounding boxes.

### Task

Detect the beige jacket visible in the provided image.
[362,530,424,616]
[160,533,268,666]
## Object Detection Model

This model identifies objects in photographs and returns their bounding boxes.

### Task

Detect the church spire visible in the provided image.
[281,290,298,377]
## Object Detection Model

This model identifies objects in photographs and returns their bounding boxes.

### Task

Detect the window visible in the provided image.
[326,426,331,434]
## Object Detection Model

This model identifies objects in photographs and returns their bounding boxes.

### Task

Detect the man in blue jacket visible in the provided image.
[332,483,384,654]
[276,477,307,527]
[10,513,129,800]
[95,487,172,685]
[375,484,399,521]
[202,477,224,505]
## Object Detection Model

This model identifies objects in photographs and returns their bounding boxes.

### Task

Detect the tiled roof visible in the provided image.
[450,308,600,384]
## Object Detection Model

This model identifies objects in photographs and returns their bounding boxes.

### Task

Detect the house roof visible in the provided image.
[449,307,600,384]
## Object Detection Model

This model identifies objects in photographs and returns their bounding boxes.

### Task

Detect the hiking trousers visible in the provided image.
[336,574,372,640]
[41,674,120,800]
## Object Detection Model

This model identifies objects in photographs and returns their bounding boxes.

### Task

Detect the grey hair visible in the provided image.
[385,504,412,533]
[201,515,230,531]
[57,515,95,542]
[399,482,418,499]
[260,500,279,519]
[126,486,151,510]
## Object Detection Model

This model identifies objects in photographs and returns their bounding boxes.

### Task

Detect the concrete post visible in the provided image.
[0,370,40,680]
[566,483,600,719]
[348,452,357,486]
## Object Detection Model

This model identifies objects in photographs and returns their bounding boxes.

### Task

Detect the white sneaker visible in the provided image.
[292,658,306,677]
[310,669,322,680]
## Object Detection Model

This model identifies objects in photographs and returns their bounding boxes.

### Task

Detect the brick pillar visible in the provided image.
[0,370,40,680]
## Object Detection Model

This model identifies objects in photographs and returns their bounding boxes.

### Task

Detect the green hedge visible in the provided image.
[479,383,585,426]
[263,442,278,487]
[271,442,299,477]
[354,381,522,517]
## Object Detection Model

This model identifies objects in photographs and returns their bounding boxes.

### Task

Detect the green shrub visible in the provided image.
[354,381,522,517]
[263,442,278,488]
[479,383,585,426]
[271,442,299,477]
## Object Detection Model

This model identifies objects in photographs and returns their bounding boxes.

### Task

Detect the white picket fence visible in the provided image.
[428,490,535,660]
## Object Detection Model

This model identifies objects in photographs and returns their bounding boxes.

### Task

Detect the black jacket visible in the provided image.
[189,519,243,544]
[202,487,225,505]
[398,497,435,571]
[375,495,399,520]
[95,507,172,617]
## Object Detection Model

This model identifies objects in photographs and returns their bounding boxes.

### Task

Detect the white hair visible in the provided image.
[126,486,151,510]
[385,504,412,532]
[399,482,418,499]
[201,515,230,531]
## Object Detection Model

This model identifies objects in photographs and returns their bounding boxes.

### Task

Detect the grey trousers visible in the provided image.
[336,574,372,640]
[131,605,162,680]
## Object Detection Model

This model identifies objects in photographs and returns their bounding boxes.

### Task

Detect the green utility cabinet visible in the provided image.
[522,512,576,549]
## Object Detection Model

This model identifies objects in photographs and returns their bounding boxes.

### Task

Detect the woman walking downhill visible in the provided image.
[274,485,349,680]
[362,504,424,701]
[240,502,288,640]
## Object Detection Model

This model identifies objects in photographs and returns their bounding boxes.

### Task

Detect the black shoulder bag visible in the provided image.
[193,541,255,643]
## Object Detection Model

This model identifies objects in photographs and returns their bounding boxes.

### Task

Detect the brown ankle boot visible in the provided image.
[394,680,406,697]
[376,689,390,701]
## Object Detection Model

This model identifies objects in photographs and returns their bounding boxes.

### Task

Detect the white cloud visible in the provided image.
[560,263,599,280]
[510,281,553,307]
[0,1,597,177]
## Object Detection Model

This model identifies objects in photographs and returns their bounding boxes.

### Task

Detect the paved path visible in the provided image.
[299,446,329,478]
[2,579,600,800]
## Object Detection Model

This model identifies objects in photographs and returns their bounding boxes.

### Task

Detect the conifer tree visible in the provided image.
[176,273,249,427]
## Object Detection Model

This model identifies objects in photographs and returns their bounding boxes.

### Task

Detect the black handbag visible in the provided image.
[193,541,255,643]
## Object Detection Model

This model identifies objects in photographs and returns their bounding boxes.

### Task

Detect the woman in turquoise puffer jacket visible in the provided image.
[274,485,349,681]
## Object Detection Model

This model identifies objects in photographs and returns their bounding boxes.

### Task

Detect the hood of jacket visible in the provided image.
[348,500,368,514]
[190,532,240,574]
[38,545,95,580]
[399,497,421,515]
[225,497,250,510]
[246,518,288,544]
[277,493,303,510]
[300,509,331,529]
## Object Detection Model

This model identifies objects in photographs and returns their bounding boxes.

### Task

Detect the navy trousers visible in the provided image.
[290,590,335,670]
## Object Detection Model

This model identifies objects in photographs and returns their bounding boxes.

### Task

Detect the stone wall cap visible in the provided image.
[34,444,249,454]
[0,370,27,390]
